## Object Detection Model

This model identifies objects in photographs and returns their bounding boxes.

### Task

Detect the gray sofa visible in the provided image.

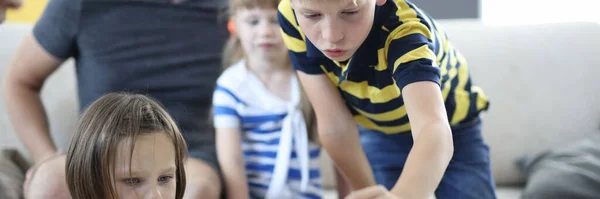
[2,20,600,199]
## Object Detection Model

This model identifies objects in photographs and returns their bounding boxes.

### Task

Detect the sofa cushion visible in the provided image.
[497,186,523,199]
[518,133,600,199]
[0,149,29,199]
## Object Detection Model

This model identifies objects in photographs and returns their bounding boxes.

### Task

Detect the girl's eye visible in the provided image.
[124,178,141,186]
[158,176,173,183]
[270,18,279,24]
[247,19,259,25]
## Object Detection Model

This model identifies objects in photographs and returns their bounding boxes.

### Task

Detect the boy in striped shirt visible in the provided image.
[277,0,496,198]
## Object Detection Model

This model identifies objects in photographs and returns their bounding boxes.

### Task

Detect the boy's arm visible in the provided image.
[335,166,352,199]
[386,20,454,198]
[278,1,375,191]
[216,127,250,199]
[296,72,376,190]
[391,81,453,199]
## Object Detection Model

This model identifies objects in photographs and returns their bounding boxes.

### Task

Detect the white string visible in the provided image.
[265,77,310,199]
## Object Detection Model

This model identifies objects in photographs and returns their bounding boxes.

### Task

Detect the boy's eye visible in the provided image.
[124,178,141,186]
[342,9,359,15]
[158,176,173,183]
[302,13,321,19]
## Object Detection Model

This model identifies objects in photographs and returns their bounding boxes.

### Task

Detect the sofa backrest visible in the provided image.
[439,20,600,185]
[2,20,600,186]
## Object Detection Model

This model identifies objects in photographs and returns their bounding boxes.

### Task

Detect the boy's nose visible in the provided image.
[321,24,343,43]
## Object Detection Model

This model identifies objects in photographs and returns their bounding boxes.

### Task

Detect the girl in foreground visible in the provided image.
[65,93,188,199]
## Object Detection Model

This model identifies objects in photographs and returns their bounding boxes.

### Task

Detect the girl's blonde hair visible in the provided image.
[222,0,282,69]
[66,92,188,199]
[219,0,319,144]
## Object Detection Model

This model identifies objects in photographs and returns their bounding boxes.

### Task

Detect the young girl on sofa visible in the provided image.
[65,93,188,199]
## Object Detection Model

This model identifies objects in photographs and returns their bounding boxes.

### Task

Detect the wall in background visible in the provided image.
[482,0,600,26]
[410,0,480,19]
[4,0,47,23]
[7,0,482,23]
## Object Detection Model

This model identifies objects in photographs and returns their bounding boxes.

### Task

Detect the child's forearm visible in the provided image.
[320,127,376,191]
[222,167,250,199]
[334,167,352,199]
[391,122,454,199]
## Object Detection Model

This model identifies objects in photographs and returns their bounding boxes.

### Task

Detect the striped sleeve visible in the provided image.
[387,21,441,90]
[212,84,242,129]
[277,0,323,74]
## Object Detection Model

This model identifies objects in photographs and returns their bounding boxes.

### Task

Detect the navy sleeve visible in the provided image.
[32,0,81,59]
[387,22,441,90]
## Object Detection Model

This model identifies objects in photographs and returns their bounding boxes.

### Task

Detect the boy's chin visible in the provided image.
[325,53,353,62]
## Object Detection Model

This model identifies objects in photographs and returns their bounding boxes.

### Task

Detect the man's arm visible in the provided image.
[296,72,376,191]
[3,33,65,164]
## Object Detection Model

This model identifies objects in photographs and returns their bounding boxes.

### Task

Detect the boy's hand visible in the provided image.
[345,185,403,199]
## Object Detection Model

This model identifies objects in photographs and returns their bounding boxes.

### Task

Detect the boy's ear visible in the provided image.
[375,0,386,6]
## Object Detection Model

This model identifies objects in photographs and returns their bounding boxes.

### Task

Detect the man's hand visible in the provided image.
[1,0,23,23]
[23,153,71,199]
[0,0,23,9]
[345,185,402,199]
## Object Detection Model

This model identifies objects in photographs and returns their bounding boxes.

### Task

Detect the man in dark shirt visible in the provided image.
[3,0,227,198]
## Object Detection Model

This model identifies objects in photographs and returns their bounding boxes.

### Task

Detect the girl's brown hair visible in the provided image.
[66,92,188,199]
[220,0,319,144]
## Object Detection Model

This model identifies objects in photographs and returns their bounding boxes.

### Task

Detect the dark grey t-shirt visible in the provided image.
[33,0,228,152]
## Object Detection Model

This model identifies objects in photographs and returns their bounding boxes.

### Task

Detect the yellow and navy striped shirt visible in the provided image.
[278,0,489,134]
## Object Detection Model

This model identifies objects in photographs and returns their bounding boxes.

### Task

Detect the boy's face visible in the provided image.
[291,0,387,62]
[114,133,177,199]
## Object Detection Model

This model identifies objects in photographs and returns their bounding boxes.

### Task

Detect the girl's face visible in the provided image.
[114,133,177,199]
[234,7,288,62]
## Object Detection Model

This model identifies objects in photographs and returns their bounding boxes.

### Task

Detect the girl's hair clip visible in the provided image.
[227,19,236,37]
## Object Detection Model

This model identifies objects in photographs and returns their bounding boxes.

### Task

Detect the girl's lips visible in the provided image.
[259,43,275,48]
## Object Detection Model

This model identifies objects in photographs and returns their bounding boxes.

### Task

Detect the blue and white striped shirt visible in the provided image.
[213,60,323,199]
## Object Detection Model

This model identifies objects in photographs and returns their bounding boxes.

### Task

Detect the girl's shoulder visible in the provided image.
[216,60,249,90]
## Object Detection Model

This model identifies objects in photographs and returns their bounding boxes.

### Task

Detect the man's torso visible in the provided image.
[74,0,228,141]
